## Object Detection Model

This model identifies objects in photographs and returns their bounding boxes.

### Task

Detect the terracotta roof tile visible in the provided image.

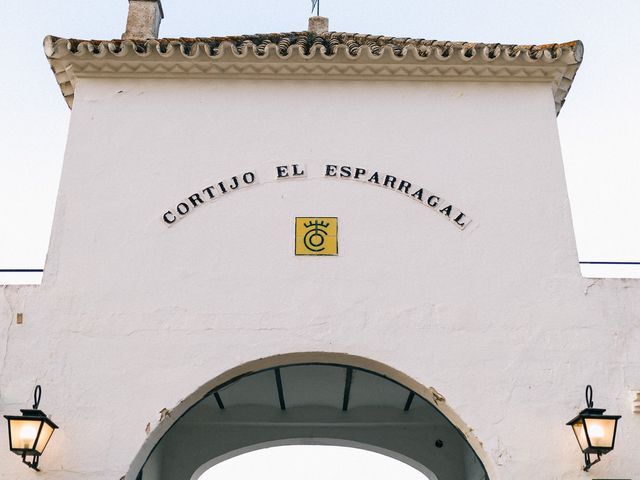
[45,31,583,112]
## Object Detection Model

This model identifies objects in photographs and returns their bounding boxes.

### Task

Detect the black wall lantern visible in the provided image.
[4,385,58,471]
[566,385,621,471]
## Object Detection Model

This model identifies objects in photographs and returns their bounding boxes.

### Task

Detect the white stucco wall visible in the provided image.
[0,76,638,479]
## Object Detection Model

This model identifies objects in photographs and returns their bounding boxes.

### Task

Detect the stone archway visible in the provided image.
[125,353,495,480]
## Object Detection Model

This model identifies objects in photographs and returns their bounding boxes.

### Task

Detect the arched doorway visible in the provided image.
[127,354,493,480]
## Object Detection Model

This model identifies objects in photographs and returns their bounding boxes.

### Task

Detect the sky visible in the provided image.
[199,445,429,480]
[1,0,639,284]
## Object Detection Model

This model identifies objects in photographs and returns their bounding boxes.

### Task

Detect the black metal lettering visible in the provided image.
[163,211,177,224]
[202,186,216,199]
[176,203,190,215]
[383,175,397,188]
[340,166,352,178]
[439,205,453,217]
[368,172,380,184]
[454,212,468,228]
[427,195,440,208]
[276,166,289,178]
[243,172,256,184]
[397,180,411,194]
[188,193,204,207]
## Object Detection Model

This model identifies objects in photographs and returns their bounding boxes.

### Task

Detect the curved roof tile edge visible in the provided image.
[44,32,583,113]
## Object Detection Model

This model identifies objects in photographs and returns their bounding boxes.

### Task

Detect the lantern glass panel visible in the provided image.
[584,417,617,449]
[34,422,55,454]
[8,419,42,451]
[571,420,589,452]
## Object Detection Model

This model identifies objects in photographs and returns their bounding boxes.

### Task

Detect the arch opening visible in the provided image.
[129,354,492,480]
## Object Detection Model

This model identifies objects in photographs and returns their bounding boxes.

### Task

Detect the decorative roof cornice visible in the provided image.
[44,32,583,113]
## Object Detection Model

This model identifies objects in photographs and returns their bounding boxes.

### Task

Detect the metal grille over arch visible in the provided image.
[130,355,492,480]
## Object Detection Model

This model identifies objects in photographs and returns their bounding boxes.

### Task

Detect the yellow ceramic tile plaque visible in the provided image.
[295,217,338,256]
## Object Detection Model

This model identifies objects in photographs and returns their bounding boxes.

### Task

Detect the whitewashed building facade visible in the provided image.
[1,1,639,479]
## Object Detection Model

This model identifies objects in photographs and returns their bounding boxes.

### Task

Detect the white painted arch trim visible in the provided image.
[124,352,498,480]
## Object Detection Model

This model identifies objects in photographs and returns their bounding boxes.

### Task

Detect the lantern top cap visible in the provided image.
[9,408,47,417]
[4,410,59,429]
[566,408,621,426]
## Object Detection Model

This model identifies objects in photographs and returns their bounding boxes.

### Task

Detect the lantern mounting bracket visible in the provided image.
[585,385,593,407]
[33,384,42,409]
[583,385,603,471]
[583,452,601,472]
[22,451,40,471]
